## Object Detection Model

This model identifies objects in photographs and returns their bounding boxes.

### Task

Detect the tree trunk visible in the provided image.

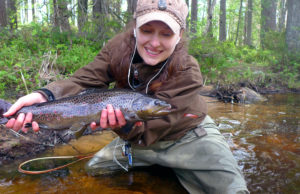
[260,0,277,48]
[53,0,59,29]
[278,0,287,32]
[0,0,8,27]
[244,0,253,46]
[53,0,71,33]
[58,0,71,32]
[186,0,189,30]
[219,0,226,41]
[93,0,109,19]
[46,0,50,24]
[203,0,216,37]
[190,0,198,34]
[286,0,300,55]
[78,0,88,34]
[235,0,243,46]
[93,0,110,38]
[114,0,121,16]
[24,0,28,23]
[110,0,126,25]
[7,0,17,29]
[32,0,36,22]
[127,0,137,22]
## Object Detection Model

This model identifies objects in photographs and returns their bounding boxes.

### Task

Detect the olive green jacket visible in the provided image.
[41,36,207,146]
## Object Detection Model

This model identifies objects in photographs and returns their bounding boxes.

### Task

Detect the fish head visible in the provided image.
[131,96,172,120]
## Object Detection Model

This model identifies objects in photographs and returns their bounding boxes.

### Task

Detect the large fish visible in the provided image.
[0,89,172,137]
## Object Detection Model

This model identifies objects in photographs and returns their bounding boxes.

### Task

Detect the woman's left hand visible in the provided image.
[90,104,126,130]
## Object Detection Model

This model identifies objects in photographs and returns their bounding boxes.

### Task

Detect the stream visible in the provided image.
[0,94,299,193]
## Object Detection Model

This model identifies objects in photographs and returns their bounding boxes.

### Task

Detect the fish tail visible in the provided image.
[0,99,12,124]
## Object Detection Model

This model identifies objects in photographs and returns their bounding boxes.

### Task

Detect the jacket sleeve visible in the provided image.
[113,56,207,146]
[42,43,114,99]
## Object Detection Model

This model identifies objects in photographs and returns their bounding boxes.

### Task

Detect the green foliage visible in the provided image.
[56,45,98,74]
[0,16,299,100]
[0,23,102,99]
[188,34,300,91]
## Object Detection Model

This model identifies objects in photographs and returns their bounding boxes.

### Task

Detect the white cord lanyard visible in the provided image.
[127,41,169,94]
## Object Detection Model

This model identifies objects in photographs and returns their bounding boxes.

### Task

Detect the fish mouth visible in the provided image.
[140,104,172,119]
[154,104,172,114]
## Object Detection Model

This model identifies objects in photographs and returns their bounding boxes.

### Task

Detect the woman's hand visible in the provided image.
[4,92,47,132]
[90,104,126,130]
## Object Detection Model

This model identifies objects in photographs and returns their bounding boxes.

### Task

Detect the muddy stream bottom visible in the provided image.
[0,94,299,193]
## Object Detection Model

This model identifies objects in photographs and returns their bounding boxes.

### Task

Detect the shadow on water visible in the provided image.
[0,94,299,193]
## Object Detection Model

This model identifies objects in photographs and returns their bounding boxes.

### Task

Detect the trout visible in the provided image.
[0,89,172,137]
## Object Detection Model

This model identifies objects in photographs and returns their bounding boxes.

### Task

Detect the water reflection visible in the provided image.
[0,94,299,193]
[212,94,300,193]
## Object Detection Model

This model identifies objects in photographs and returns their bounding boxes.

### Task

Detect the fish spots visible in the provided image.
[17,89,172,131]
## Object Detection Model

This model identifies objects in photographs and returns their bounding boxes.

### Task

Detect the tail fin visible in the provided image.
[0,99,12,124]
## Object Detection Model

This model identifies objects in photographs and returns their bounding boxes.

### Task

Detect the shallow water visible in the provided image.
[0,94,299,193]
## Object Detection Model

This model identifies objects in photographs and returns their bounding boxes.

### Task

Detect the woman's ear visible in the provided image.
[179,29,184,38]
[176,29,184,45]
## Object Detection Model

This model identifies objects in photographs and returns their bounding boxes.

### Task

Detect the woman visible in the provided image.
[4,0,249,193]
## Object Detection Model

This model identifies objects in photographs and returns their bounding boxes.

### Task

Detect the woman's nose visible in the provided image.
[149,35,160,47]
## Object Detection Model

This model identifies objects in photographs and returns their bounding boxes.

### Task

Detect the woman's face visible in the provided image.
[136,21,182,66]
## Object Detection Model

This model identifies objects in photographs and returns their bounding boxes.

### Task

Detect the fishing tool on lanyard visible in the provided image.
[113,138,133,172]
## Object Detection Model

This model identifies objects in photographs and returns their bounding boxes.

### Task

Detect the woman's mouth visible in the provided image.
[145,48,162,57]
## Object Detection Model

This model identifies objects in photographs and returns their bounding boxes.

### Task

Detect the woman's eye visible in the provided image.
[162,33,172,37]
[141,29,152,34]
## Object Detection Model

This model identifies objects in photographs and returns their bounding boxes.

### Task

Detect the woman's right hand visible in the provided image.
[90,104,127,130]
[3,92,47,132]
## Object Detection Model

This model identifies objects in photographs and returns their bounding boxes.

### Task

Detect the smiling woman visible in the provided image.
[3,0,249,193]
[136,21,181,66]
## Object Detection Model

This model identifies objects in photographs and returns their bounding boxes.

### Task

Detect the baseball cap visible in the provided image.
[134,0,188,34]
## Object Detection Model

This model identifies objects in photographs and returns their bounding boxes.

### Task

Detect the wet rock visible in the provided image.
[199,85,216,97]
[237,87,267,104]
[199,85,267,104]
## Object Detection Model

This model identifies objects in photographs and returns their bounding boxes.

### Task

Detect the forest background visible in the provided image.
[0,0,299,99]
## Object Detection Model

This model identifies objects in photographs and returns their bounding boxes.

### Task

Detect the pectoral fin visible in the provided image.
[69,123,88,139]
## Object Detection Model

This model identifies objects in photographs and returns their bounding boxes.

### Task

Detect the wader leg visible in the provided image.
[85,115,249,193]
[172,116,249,194]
